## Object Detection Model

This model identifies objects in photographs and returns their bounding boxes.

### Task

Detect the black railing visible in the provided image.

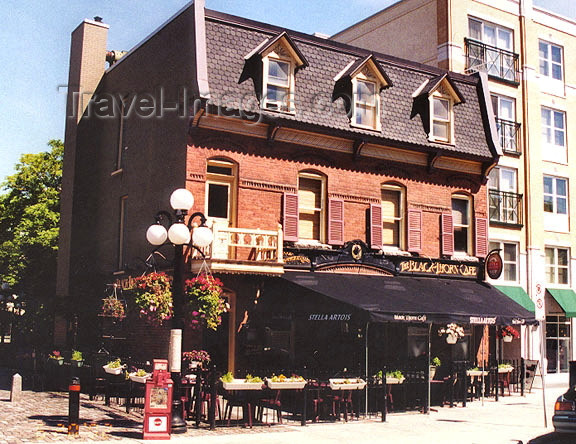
[465,38,519,84]
[495,118,521,155]
[489,190,523,226]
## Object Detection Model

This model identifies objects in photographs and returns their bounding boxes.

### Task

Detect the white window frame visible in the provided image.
[543,175,568,215]
[298,172,326,243]
[489,167,518,224]
[205,159,237,227]
[430,92,453,144]
[352,76,381,130]
[262,56,294,113]
[452,194,472,255]
[381,184,405,250]
[539,40,563,81]
[489,241,519,282]
[541,107,566,164]
[545,246,570,286]
[469,17,513,51]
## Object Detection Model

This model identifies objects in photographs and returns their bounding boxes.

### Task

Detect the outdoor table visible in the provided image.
[497,367,514,396]
[221,380,265,428]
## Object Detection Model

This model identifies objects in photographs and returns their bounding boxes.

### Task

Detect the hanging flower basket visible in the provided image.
[184,274,228,330]
[497,325,519,342]
[183,350,211,369]
[127,272,173,326]
[438,323,465,344]
[100,296,126,319]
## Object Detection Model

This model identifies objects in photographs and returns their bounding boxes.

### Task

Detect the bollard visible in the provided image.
[10,373,22,402]
[68,376,81,436]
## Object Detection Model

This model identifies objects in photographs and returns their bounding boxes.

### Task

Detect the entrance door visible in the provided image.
[546,315,571,373]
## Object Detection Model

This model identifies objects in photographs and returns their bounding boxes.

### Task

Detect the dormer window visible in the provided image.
[431,93,452,142]
[411,73,465,145]
[264,57,292,112]
[333,55,392,131]
[240,31,308,115]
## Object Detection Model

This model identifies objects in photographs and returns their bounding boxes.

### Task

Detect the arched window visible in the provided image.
[297,171,326,242]
[381,184,405,249]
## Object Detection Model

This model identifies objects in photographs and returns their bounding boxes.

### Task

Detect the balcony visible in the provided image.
[190,224,285,275]
[489,190,523,227]
[495,118,521,155]
[465,38,519,85]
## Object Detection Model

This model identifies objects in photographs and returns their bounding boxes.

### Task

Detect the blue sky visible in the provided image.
[0,0,572,184]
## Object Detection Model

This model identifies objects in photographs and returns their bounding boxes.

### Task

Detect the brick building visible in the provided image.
[57,1,534,376]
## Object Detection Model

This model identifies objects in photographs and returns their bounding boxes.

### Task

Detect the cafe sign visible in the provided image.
[308,313,352,321]
[397,258,478,278]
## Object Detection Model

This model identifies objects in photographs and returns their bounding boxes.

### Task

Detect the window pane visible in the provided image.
[452,199,468,225]
[382,221,399,246]
[543,176,553,194]
[433,98,449,119]
[541,108,551,126]
[267,85,288,104]
[552,45,562,63]
[554,111,565,129]
[545,248,554,264]
[469,18,482,40]
[547,323,558,337]
[556,179,567,197]
[557,197,567,214]
[484,25,496,46]
[207,183,229,219]
[501,170,516,191]
[381,189,400,219]
[539,41,548,59]
[497,29,511,50]
[552,64,563,80]
[555,130,565,146]
[454,227,468,253]
[504,263,516,281]
[357,80,375,105]
[503,243,516,262]
[546,266,555,284]
[207,165,233,175]
[488,169,499,189]
[356,105,375,127]
[500,98,514,120]
[558,268,569,285]
[543,196,554,212]
[299,177,322,209]
[299,212,320,240]
[433,122,448,140]
[268,60,289,85]
[540,59,549,76]
[558,249,568,266]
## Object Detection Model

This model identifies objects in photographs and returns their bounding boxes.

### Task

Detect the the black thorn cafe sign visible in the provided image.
[284,240,482,280]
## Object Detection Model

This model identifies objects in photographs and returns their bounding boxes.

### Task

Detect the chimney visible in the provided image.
[55,18,109,345]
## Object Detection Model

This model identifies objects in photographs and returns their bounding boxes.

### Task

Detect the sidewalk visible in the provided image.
[0,371,570,444]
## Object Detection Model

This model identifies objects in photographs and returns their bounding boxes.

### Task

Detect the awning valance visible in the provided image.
[268,271,537,325]
[494,285,535,313]
[547,289,576,317]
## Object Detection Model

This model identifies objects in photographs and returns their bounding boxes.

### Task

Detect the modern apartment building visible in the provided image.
[334,0,576,373]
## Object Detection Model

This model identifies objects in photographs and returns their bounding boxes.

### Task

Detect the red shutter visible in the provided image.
[283,193,299,242]
[407,209,422,253]
[369,204,382,249]
[328,198,345,246]
[475,217,488,258]
[441,213,454,256]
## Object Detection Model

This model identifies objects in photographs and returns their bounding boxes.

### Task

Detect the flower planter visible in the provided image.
[503,335,513,343]
[222,379,264,390]
[446,333,458,344]
[429,366,436,380]
[129,373,151,383]
[385,377,405,385]
[266,380,307,390]
[103,365,123,375]
[329,378,366,390]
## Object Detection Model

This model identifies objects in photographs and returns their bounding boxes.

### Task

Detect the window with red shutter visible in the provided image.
[407,209,422,253]
[328,199,344,246]
[283,193,299,242]
[441,213,454,256]
[369,204,382,249]
[475,217,488,258]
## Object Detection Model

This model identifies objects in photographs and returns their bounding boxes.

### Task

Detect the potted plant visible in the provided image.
[129,368,151,383]
[430,356,441,379]
[184,274,228,331]
[127,272,173,326]
[220,372,264,390]
[183,350,211,369]
[103,358,125,375]
[48,350,64,366]
[438,323,465,344]
[70,350,84,367]
[266,374,307,389]
[498,325,520,343]
[385,370,405,384]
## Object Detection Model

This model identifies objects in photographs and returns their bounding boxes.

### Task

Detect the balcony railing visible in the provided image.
[495,118,521,155]
[190,224,284,274]
[489,190,523,226]
[465,38,519,84]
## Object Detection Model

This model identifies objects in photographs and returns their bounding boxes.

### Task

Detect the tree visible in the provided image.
[0,139,63,348]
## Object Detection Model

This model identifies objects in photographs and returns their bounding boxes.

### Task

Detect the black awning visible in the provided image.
[272,271,536,326]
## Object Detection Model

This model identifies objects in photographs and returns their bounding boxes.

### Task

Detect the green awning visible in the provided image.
[547,289,576,318]
[495,285,535,313]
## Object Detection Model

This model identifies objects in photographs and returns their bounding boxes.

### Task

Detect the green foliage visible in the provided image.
[0,140,63,348]
[106,358,123,368]
[184,274,227,330]
[385,370,404,380]
[431,356,442,367]
[129,272,173,325]
[71,350,83,361]
[220,372,234,383]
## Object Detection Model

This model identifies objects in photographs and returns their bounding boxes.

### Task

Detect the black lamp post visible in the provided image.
[146,188,213,434]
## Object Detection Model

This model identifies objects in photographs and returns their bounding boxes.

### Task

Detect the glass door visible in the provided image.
[546,315,571,373]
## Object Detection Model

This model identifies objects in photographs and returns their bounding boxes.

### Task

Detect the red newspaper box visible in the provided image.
[143,359,173,440]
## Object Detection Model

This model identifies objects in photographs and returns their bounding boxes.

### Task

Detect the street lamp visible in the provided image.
[146,188,213,434]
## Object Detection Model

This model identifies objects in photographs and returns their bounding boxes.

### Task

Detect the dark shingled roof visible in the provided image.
[203,9,495,161]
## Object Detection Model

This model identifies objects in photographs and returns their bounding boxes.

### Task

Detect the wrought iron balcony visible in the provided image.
[190,224,284,275]
[465,38,519,84]
[489,190,523,226]
[495,118,521,155]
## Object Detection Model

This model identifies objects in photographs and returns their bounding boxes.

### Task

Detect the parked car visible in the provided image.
[553,387,576,433]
